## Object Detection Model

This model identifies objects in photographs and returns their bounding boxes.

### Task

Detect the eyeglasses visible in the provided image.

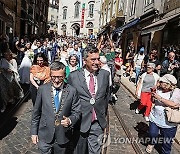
[51,76,65,80]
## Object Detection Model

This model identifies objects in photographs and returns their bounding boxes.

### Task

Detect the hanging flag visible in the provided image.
[81,3,85,28]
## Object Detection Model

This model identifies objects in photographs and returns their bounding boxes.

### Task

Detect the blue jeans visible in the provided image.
[149,122,177,154]
[135,67,141,84]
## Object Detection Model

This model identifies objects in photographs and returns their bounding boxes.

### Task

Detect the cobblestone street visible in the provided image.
[0,86,180,154]
[0,100,39,154]
[108,86,180,154]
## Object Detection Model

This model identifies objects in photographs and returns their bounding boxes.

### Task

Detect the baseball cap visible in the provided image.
[159,74,177,85]
[139,47,145,53]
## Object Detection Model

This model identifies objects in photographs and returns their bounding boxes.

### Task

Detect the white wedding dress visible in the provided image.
[18,50,32,84]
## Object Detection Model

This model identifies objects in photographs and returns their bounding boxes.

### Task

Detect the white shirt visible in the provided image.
[149,89,179,128]
[84,69,98,94]
[52,86,63,102]
[52,86,72,124]
[134,54,145,68]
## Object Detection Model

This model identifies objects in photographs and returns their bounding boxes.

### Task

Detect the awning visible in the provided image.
[112,18,140,35]
[141,13,180,35]
[97,25,110,36]
[141,24,166,35]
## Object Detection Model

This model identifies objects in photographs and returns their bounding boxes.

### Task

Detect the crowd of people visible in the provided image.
[0,33,179,154]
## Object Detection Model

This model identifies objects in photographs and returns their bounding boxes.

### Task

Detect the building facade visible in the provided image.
[48,0,59,34]
[20,0,49,37]
[100,0,180,60]
[58,0,101,37]
[0,0,49,40]
[0,0,16,42]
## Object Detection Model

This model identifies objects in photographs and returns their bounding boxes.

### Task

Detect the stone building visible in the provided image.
[0,0,16,41]
[48,0,59,34]
[0,0,49,39]
[20,0,49,37]
[100,0,180,59]
[58,0,102,37]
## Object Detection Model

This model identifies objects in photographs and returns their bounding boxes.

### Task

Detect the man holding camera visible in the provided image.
[161,51,179,76]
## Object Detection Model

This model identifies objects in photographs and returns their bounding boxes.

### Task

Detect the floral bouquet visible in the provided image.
[28,49,34,62]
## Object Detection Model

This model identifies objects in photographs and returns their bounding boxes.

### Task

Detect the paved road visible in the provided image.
[0,99,39,154]
[0,86,180,154]
[108,86,180,154]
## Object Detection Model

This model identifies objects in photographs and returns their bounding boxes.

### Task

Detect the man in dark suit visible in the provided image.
[33,40,46,55]
[31,61,81,154]
[68,45,110,154]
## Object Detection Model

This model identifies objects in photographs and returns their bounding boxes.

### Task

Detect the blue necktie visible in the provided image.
[54,90,60,112]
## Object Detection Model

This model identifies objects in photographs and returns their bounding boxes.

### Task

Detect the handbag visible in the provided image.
[165,90,180,123]
[165,107,180,123]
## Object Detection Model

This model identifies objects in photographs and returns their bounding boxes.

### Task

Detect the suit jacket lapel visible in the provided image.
[60,84,69,110]
[95,70,103,98]
[78,69,91,96]
[46,83,55,114]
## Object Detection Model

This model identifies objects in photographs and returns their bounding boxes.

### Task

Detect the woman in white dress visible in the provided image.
[59,44,69,66]
[31,39,38,50]
[0,50,24,112]
[19,42,34,84]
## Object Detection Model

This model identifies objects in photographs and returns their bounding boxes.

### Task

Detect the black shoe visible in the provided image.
[129,77,132,82]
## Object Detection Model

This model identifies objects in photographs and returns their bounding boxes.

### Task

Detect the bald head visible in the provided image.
[168,52,175,62]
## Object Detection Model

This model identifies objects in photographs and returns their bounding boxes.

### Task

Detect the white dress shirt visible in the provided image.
[52,86,63,102]
[52,86,72,124]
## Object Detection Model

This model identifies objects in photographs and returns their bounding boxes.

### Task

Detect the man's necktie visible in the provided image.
[89,73,96,122]
[89,73,95,97]
[54,89,60,112]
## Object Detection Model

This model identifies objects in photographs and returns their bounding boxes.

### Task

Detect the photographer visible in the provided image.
[97,34,115,77]
[161,51,179,76]
[146,74,180,154]
[123,41,135,82]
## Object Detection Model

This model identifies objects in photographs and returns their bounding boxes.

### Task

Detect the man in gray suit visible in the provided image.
[68,45,110,154]
[31,61,81,154]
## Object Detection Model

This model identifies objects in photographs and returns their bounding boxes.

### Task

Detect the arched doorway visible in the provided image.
[61,24,67,36]
[86,22,94,35]
[71,23,80,36]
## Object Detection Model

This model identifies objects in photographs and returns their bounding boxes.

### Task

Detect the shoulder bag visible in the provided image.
[165,91,180,123]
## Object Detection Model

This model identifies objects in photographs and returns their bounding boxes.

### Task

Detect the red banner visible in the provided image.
[81,4,85,28]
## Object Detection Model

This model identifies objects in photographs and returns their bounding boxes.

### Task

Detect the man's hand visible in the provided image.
[61,116,71,127]
[31,135,39,144]
[170,65,175,70]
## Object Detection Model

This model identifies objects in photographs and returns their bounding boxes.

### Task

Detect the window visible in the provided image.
[129,0,136,16]
[51,15,54,21]
[118,0,124,11]
[112,1,116,16]
[87,22,93,28]
[89,3,94,18]
[63,8,67,20]
[104,8,107,23]
[145,0,154,6]
[74,2,80,18]
[107,3,111,22]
